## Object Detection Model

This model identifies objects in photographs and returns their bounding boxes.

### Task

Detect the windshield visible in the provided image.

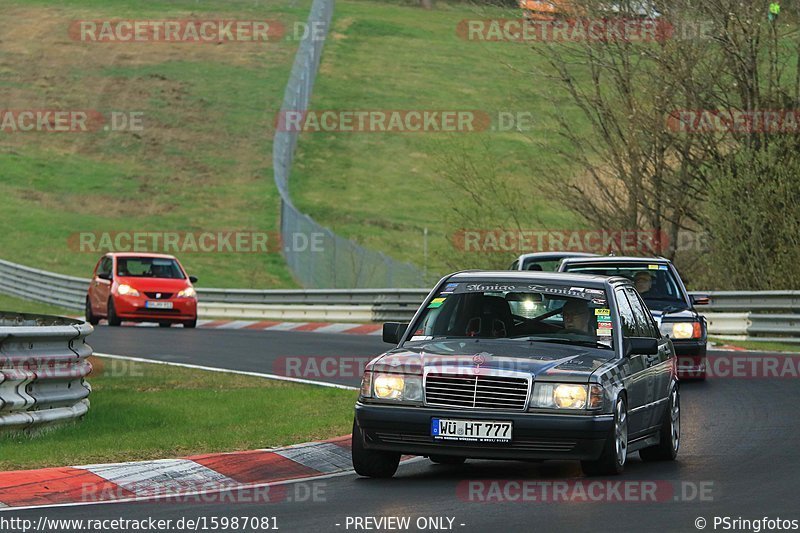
[116,257,185,279]
[562,263,687,310]
[408,281,613,349]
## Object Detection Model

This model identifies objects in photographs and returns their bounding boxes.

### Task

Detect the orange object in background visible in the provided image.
[519,0,573,21]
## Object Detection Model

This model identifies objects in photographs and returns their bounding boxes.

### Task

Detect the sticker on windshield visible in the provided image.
[441,282,459,293]
[648,264,660,270]
[428,297,446,308]
[465,283,518,292]
[598,322,612,329]
[595,308,611,316]
[410,335,433,341]
[591,298,607,305]
[597,328,612,336]
[454,282,599,300]
[597,315,612,322]
[526,285,592,299]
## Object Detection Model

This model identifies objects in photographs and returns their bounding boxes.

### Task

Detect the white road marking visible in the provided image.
[93,353,359,391]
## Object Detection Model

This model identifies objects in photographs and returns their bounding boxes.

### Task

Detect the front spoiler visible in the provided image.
[355,402,613,461]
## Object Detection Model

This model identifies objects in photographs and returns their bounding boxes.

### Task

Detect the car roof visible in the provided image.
[516,252,598,261]
[447,270,631,289]
[106,252,178,260]
[561,255,670,265]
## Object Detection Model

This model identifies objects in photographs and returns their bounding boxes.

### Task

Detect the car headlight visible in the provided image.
[177,287,197,298]
[667,321,701,339]
[117,284,140,297]
[530,383,603,410]
[367,373,422,403]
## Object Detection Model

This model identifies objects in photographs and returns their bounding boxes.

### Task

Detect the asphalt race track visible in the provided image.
[89,325,386,387]
[11,327,800,532]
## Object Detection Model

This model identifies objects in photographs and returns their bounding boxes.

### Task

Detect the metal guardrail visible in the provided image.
[0,260,89,311]
[0,312,92,431]
[1,258,798,339]
[696,291,800,312]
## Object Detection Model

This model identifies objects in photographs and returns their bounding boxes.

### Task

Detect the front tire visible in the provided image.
[85,297,99,326]
[107,298,122,327]
[351,420,400,478]
[640,386,680,462]
[183,319,197,328]
[159,322,171,328]
[582,396,627,476]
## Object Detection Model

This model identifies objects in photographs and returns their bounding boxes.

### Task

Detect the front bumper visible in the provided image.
[113,295,197,322]
[673,339,707,378]
[355,402,613,461]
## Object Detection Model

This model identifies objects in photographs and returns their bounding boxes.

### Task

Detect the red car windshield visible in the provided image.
[116,257,185,280]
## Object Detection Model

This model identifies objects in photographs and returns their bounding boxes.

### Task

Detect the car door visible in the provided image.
[91,256,113,314]
[613,288,650,438]
[624,286,671,432]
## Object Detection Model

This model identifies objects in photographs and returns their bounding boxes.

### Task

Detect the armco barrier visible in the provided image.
[0,312,92,431]
[1,258,798,340]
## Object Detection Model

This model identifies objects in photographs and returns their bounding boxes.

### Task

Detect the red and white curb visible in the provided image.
[92,319,382,335]
[0,435,390,510]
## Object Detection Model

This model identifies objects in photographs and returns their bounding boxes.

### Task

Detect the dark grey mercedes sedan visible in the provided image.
[352,271,680,478]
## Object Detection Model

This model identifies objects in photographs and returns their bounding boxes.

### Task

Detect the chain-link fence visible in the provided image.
[273,0,428,288]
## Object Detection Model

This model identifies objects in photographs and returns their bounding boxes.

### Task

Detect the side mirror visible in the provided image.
[382,322,408,344]
[189,275,198,283]
[97,272,112,281]
[625,337,659,356]
[690,294,710,306]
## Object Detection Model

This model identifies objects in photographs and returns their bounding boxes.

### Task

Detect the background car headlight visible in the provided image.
[669,321,702,339]
[117,284,140,296]
[370,373,422,403]
[530,383,601,410]
[177,287,197,298]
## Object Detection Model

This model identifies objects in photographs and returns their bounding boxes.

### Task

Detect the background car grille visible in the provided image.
[145,292,173,299]
[424,374,529,411]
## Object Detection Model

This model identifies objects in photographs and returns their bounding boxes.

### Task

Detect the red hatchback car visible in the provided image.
[86,253,198,328]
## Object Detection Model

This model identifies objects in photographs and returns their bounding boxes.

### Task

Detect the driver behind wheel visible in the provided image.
[561,299,592,335]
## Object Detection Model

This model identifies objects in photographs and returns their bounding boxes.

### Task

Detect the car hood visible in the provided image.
[115,277,191,292]
[369,339,616,382]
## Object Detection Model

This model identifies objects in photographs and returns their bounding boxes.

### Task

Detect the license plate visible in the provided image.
[431,418,512,442]
[145,301,173,309]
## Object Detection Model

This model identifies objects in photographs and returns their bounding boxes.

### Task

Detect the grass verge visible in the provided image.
[291,0,584,273]
[710,337,800,353]
[0,355,356,471]
[0,0,311,288]
[0,292,75,317]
